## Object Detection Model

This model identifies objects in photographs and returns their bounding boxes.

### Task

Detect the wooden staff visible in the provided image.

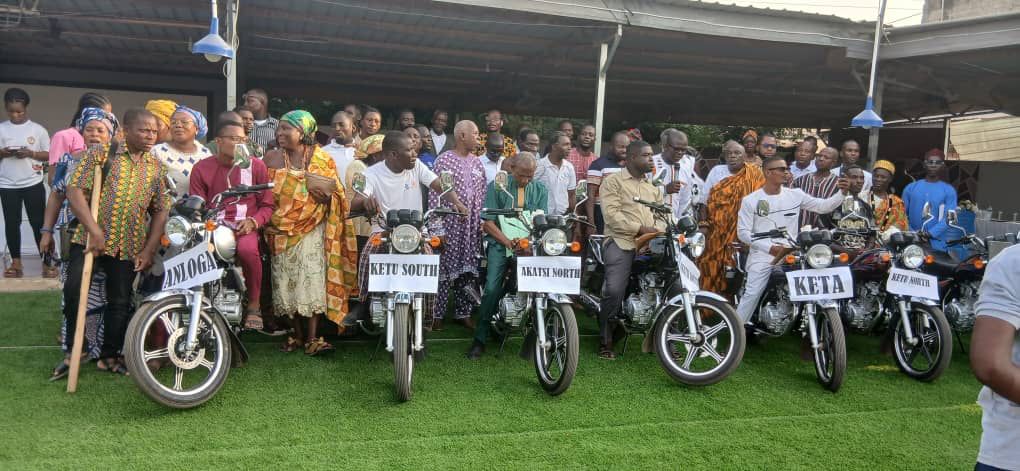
[67,161,106,393]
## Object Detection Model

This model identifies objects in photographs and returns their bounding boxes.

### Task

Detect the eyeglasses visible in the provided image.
[925,160,944,166]
[170,119,194,127]
[217,135,246,143]
[766,166,790,173]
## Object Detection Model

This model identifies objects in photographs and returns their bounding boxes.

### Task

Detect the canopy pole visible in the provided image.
[593,25,622,158]
[225,0,239,109]
[867,79,884,169]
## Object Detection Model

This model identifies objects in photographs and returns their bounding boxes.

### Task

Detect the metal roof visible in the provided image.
[0,0,1016,127]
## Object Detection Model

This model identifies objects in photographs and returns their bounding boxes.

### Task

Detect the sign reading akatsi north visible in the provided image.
[162,243,224,290]
[785,266,853,302]
[368,254,441,294]
[517,256,582,295]
[886,267,939,301]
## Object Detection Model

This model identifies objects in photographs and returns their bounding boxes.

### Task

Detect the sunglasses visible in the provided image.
[925,160,944,165]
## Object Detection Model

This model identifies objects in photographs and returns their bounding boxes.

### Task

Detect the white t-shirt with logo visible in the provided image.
[322,141,356,189]
[973,244,1020,470]
[362,160,437,233]
[0,120,50,188]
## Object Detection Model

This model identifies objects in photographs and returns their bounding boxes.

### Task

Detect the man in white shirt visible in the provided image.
[479,133,506,184]
[789,139,818,182]
[0,87,50,277]
[429,109,451,154]
[971,244,1020,471]
[533,132,576,215]
[832,139,872,191]
[734,156,849,323]
[652,129,703,218]
[321,111,356,188]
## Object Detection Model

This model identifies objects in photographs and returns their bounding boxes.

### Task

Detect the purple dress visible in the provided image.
[429,150,486,320]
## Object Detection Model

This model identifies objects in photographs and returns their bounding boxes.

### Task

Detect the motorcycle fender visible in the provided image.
[663,291,729,307]
[815,299,838,309]
[141,289,204,305]
[912,297,939,307]
[547,293,571,304]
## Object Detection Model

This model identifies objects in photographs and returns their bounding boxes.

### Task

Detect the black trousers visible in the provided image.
[62,244,136,359]
[0,182,45,258]
[599,239,634,347]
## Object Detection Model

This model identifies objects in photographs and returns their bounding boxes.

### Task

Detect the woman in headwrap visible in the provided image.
[263,110,358,355]
[40,106,118,380]
[859,160,908,236]
[741,129,762,167]
[149,105,211,195]
[144,99,177,143]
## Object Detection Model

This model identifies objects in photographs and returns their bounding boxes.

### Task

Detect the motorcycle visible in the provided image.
[926,209,989,338]
[841,202,952,381]
[123,148,270,408]
[479,170,585,395]
[734,199,850,392]
[577,175,745,386]
[351,171,461,402]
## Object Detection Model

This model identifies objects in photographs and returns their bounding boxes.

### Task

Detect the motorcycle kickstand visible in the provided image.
[497,331,511,356]
[369,334,384,363]
[953,327,968,355]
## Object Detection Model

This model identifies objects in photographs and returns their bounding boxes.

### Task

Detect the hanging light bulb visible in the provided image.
[192,0,234,63]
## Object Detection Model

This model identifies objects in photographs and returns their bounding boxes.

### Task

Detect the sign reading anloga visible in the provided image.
[517,256,582,295]
[886,267,939,301]
[676,252,701,292]
[785,266,854,302]
[368,254,441,294]
[162,243,224,290]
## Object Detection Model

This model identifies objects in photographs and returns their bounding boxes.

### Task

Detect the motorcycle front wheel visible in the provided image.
[123,296,232,409]
[653,295,745,386]
[392,304,414,402]
[533,302,579,396]
[892,303,952,382]
[812,307,847,392]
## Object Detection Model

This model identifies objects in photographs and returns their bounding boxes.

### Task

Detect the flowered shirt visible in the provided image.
[69,147,171,260]
[475,133,517,158]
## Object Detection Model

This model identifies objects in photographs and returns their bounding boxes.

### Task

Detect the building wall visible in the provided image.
[923,0,1020,22]
[0,82,207,137]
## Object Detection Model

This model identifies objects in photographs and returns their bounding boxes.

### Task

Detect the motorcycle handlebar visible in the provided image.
[220,182,274,198]
[632,197,670,213]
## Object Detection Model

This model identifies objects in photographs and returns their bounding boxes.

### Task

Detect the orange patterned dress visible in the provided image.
[698,164,764,295]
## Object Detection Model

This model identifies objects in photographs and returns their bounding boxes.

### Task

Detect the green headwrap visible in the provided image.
[281,110,317,139]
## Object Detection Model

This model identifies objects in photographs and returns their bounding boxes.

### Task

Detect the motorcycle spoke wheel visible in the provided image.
[812,308,846,392]
[534,303,578,396]
[892,304,953,382]
[653,296,746,387]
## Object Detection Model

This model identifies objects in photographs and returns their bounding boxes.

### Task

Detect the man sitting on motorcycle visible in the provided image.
[344,131,468,326]
[467,152,548,359]
[597,140,664,360]
[735,156,851,325]
[188,119,275,330]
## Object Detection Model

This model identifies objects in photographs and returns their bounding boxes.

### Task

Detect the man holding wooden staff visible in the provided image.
[59,108,171,377]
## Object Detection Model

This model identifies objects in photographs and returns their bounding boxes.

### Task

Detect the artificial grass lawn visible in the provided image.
[1,291,983,469]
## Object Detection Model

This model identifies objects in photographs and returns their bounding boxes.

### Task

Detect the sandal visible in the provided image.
[42,265,59,278]
[279,336,302,353]
[50,360,71,382]
[243,313,263,331]
[598,345,617,360]
[3,266,23,278]
[97,358,129,376]
[304,337,335,356]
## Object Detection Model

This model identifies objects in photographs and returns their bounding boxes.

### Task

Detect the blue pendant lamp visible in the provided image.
[852,0,888,129]
[192,0,234,62]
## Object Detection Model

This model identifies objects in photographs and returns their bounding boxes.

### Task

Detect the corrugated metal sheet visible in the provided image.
[952,117,1020,162]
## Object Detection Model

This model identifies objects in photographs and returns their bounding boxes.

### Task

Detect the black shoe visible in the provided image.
[466,340,485,360]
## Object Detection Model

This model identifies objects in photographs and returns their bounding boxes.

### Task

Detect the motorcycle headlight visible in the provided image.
[164,216,194,247]
[212,226,237,261]
[686,232,706,258]
[391,224,421,254]
[806,244,833,269]
[541,228,567,256]
[902,244,925,269]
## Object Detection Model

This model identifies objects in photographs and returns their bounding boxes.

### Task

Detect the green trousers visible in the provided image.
[475,242,511,344]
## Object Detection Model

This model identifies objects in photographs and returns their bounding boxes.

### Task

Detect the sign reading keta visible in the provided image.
[368,254,441,294]
[785,266,854,302]
[676,252,701,292]
[885,267,939,301]
[162,243,225,290]
[517,256,582,295]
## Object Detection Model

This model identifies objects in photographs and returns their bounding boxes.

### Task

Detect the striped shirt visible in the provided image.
[250,116,279,150]
[791,172,839,229]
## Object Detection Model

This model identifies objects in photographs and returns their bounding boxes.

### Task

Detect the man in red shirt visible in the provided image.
[567,123,597,183]
[189,119,274,330]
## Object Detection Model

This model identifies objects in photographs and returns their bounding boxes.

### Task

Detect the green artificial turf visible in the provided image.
[1,291,983,469]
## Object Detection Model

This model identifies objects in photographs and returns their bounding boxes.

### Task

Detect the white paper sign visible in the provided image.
[368,254,440,294]
[517,256,582,295]
[785,266,854,302]
[675,252,701,292]
[886,267,939,301]
[162,243,224,290]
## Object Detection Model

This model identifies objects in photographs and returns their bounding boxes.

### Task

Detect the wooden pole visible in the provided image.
[67,164,104,393]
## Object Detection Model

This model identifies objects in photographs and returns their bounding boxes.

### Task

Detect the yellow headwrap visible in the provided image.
[145,99,178,127]
[873,160,896,175]
[356,134,385,159]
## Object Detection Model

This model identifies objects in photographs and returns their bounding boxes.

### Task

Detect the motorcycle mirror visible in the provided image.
[841,195,855,214]
[922,202,932,219]
[351,172,367,194]
[494,170,509,191]
[947,209,958,225]
[232,143,252,170]
[755,199,770,217]
[575,179,588,201]
[652,167,668,186]
[439,170,454,192]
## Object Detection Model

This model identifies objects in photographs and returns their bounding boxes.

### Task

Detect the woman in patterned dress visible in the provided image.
[149,106,211,195]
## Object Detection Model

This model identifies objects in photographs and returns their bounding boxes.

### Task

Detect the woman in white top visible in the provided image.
[149,106,211,195]
[0,88,50,278]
